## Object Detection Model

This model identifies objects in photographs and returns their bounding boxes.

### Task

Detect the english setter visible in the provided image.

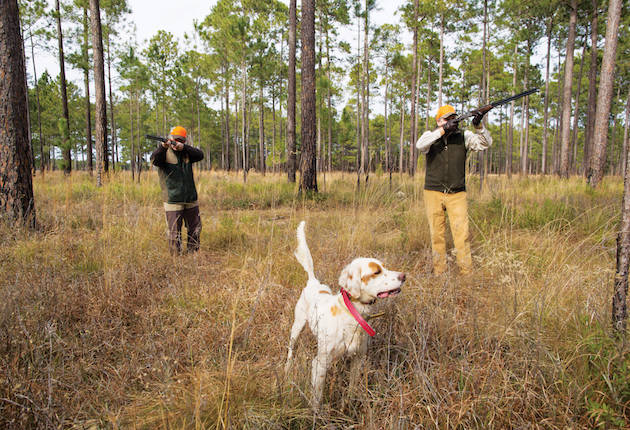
[285,221,406,406]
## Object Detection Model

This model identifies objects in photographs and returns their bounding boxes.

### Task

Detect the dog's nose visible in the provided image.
[398,273,406,282]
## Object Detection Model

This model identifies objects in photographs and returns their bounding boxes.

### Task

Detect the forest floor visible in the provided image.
[1,170,629,429]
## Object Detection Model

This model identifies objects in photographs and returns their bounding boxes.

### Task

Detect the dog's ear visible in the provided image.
[339,263,362,299]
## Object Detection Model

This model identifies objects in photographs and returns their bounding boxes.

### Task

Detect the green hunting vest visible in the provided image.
[424,130,467,194]
[158,148,199,204]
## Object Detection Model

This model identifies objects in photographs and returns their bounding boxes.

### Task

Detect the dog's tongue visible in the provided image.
[378,289,400,298]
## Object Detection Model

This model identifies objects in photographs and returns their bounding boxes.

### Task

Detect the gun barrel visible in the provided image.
[146,134,167,143]
[490,88,539,108]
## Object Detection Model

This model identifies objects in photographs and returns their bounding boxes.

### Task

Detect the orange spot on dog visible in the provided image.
[330,305,340,316]
[319,290,331,295]
[362,262,383,283]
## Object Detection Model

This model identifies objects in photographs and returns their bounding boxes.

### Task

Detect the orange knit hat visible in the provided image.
[169,126,187,139]
[435,105,456,121]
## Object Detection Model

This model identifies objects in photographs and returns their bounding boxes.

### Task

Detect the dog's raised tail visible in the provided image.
[294,221,316,281]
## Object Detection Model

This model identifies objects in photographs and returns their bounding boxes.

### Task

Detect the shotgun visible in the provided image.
[453,88,539,124]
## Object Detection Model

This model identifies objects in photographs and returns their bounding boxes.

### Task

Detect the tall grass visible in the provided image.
[0,170,627,428]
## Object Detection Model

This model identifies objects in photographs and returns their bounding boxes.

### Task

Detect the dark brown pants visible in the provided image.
[165,206,201,255]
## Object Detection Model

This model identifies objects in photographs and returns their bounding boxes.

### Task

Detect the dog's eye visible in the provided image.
[373,268,381,275]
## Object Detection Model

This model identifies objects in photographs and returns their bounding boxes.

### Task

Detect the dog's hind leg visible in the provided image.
[311,352,330,408]
[285,306,307,374]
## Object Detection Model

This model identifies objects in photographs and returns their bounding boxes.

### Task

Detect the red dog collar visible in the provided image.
[340,288,376,337]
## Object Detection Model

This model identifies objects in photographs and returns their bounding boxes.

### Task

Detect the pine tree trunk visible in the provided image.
[584,0,599,170]
[55,0,72,174]
[521,45,530,176]
[326,25,332,172]
[0,0,36,226]
[90,0,107,186]
[83,8,93,173]
[571,36,587,174]
[234,89,239,171]
[480,0,487,188]
[362,0,370,180]
[241,62,247,183]
[287,0,297,182]
[384,64,390,176]
[299,0,317,192]
[409,0,418,177]
[542,17,553,174]
[622,88,630,178]
[399,98,405,175]
[272,84,276,173]
[614,122,630,334]
[105,16,116,171]
[587,0,623,187]
[225,66,231,170]
[559,0,578,178]
[130,95,134,181]
[29,32,45,173]
[507,43,517,177]
[438,14,444,107]
[259,82,265,175]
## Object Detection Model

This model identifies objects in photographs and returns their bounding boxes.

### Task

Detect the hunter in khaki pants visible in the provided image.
[416,105,492,275]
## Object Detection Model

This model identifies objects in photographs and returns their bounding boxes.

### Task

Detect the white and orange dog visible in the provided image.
[285,221,406,406]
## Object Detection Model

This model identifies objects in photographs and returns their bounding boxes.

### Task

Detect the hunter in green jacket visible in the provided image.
[150,126,204,255]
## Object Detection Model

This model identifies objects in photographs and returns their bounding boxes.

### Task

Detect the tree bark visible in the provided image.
[507,43,517,177]
[584,0,599,170]
[622,88,630,178]
[29,31,45,173]
[571,35,587,174]
[559,0,578,178]
[299,0,317,192]
[241,61,247,182]
[287,0,297,182]
[90,0,107,187]
[399,97,405,175]
[408,0,418,178]
[259,81,265,175]
[0,0,36,226]
[55,0,71,174]
[542,17,553,174]
[438,14,444,107]
[587,0,623,187]
[326,24,332,172]
[480,0,487,188]
[105,17,116,171]
[521,42,530,176]
[361,0,369,180]
[614,118,630,334]
[82,8,93,172]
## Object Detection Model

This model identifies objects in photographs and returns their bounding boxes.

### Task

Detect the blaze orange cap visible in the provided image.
[169,126,187,139]
[435,105,456,121]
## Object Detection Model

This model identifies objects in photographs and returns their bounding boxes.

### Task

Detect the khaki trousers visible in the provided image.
[423,190,472,275]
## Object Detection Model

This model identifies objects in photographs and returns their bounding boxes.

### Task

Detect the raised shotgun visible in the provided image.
[453,88,540,123]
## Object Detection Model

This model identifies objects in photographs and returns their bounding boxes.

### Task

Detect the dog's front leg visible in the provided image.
[311,352,329,408]
[285,304,308,374]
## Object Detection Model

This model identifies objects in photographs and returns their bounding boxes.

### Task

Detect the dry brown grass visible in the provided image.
[0,170,628,429]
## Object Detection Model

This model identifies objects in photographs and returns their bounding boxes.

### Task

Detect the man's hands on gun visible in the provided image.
[442,117,459,134]
[472,110,484,127]
[162,136,184,151]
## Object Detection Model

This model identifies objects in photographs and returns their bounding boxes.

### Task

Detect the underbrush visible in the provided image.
[0,171,627,428]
